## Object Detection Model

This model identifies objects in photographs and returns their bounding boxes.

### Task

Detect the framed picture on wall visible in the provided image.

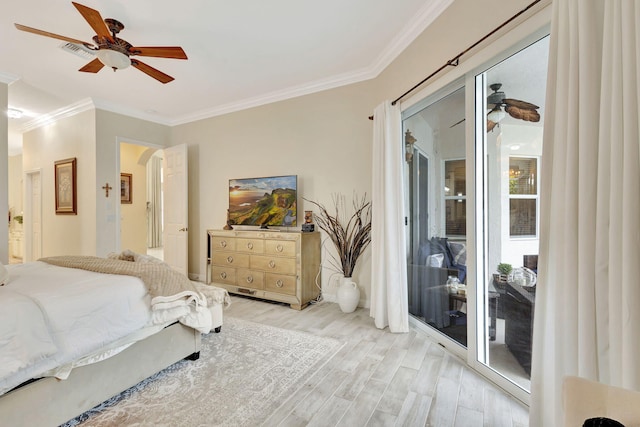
[121,173,132,204]
[55,157,77,215]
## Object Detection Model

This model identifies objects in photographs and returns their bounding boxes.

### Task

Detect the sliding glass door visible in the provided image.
[403,32,549,400]
[404,86,468,350]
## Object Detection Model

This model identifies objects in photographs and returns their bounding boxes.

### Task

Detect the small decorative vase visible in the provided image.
[337,276,360,313]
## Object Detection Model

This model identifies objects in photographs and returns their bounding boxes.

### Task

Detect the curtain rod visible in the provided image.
[368,0,541,120]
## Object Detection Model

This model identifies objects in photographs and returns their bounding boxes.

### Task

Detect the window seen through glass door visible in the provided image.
[444,159,466,237]
[509,157,538,237]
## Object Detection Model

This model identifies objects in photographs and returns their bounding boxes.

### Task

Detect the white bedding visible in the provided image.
[0,261,206,396]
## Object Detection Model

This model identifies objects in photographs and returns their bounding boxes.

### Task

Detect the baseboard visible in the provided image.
[189,273,205,282]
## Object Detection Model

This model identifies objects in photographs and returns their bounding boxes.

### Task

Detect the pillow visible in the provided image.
[133,253,168,265]
[448,241,467,266]
[429,237,453,268]
[107,250,136,262]
[107,250,166,265]
[0,264,8,286]
[426,253,444,268]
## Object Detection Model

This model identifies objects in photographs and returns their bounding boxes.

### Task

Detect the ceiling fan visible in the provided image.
[14,1,187,83]
[486,83,540,131]
[449,83,541,131]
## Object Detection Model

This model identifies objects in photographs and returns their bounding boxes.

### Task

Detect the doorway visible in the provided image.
[24,169,42,262]
[119,141,163,260]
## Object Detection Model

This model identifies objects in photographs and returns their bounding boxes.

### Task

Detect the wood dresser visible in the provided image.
[207,230,321,310]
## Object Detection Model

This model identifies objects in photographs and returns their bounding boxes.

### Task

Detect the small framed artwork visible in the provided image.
[55,157,77,215]
[121,173,132,204]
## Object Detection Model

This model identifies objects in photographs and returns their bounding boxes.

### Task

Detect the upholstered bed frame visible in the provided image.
[0,302,223,426]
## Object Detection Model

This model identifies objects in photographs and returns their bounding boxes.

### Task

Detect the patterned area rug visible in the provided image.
[62,317,343,427]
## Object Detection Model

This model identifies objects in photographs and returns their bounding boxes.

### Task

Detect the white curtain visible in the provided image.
[146,155,163,248]
[530,1,640,425]
[370,101,409,333]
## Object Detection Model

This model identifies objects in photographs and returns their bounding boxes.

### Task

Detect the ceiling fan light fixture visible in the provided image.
[96,49,130,70]
[487,106,506,123]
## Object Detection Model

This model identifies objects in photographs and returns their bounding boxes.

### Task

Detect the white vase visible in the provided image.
[337,276,360,313]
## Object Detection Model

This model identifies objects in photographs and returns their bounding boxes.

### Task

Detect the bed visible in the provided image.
[0,254,229,426]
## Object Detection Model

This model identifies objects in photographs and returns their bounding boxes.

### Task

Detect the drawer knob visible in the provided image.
[247,242,253,250]
[269,260,276,269]
[227,256,234,263]
[220,240,227,248]
[246,276,254,284]
[220,272,227,279]
[276,244,284,252]
[275,279,284,288]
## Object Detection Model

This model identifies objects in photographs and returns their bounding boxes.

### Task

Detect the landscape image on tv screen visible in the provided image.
[228,175,297,227]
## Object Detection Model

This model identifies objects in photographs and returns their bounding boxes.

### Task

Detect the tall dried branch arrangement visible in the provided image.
[304,193,372,277]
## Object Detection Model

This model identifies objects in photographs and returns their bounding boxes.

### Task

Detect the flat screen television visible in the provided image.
[228,175,297,227]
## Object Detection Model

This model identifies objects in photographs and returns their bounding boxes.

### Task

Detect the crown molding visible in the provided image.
[91,98,172,126]
[20,98,95,133]
[368,0,453,76]
[170,66,376,125]
[19,97,173,133]
[170,0,453,126]
[0,72,19,85]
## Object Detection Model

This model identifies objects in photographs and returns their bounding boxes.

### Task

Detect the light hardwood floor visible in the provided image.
[224,295,529,427]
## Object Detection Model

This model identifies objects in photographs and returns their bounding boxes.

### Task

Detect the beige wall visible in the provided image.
[22,110,97,256]
[20,109,170,257]
[119,143,148,254]
[172,80,379,301]
[95,110,171,256]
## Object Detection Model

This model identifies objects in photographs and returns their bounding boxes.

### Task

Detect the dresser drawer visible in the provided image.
[236,238,264,254]
[251,255,296,275]
[210,236,236,251]
[211,252,249,268]
[265,273,297,295]
[237,269,265,289]
[211,266,237,285]
[264,239,296,257]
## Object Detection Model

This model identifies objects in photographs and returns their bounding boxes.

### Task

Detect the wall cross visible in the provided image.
[102,183,113,197]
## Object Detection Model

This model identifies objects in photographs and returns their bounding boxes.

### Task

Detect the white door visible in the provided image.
[162,144,188,275]
[25,170,42,261]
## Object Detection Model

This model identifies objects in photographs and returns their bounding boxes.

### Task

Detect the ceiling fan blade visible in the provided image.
[129,46,188,60]
[79,58,104,73]
[14,23,94,46]
[131,59,174,84]
[503,98,539,110]
[72,2,113,41]
[487,120,498,132]
[505,105,540,122]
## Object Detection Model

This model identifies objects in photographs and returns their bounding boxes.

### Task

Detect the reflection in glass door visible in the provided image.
[404,86,468,348]
[475,35,549,392]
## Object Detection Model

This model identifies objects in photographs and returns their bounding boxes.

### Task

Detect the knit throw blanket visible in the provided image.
[40,256,202,302]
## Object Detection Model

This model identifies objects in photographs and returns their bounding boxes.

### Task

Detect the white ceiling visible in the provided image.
[1,0,453,155]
